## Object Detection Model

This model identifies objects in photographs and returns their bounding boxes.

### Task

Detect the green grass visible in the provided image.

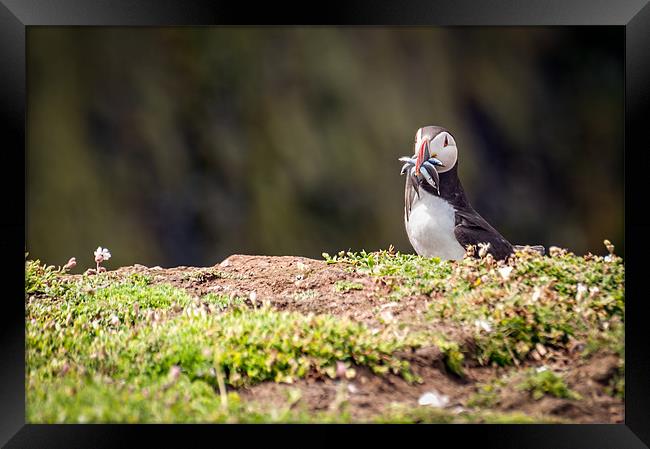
[26,244,624,423]
[28,298,415,385]
[517,368,582,401]
[333,280,364,293]
[324,249,453,300]
[326,247,624,368]
[25,254,76,299]
[201,292,246,310]
[467,376,509,408]
[467,367,581,408]
[26,259,426,422]
[292,290,318,301]
[27,374,354,423]
[373,404,566,424]
[28,372,566,424]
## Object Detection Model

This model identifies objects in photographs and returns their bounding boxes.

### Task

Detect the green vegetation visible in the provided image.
[28,373,566,424]
[27,375,355,424]
[606,363,625,399]
[327,247,624,368]
[25,254,75,299]
[333,280,364,293]
[27,259,421,422]
[467,376,509,408]
[517,368,581,401]
[467,367,581,408]
[292,290,318,301]
[373,404,566,424]
[26,245,624,423]
[201,292,246,310]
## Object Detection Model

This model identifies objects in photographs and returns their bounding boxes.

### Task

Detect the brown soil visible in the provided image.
[105,254,624,423]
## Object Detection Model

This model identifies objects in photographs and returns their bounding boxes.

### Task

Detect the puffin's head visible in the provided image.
[414,126,458,175]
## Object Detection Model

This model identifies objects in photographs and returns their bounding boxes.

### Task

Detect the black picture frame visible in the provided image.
[2,1,649,447]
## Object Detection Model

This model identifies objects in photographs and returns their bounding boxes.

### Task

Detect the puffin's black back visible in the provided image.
[421,163,514,260]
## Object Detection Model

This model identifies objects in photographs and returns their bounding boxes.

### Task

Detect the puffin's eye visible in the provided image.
[443,135,448,147]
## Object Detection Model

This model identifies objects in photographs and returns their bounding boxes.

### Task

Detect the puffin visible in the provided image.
[399,125,541,261]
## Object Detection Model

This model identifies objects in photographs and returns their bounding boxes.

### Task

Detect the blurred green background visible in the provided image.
[26,27,623,271]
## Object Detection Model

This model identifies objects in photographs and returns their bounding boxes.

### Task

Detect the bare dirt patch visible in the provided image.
[111,254,440,329]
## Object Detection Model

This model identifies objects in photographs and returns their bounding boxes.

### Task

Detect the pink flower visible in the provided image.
[94,246,111,264]
[168,365,181,382]
[94,246,112,272]
[336,361,347,379]
[63,257,77,271]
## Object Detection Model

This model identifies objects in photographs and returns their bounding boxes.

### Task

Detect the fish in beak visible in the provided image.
[398,139,444,194]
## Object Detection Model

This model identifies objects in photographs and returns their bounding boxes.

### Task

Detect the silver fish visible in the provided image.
[419,165,438,192]
[422,161,441,194]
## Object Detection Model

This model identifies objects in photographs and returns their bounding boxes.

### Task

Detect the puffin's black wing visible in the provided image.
[453,208,514,260]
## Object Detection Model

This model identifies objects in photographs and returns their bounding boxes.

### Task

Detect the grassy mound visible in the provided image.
[25,245,624,423]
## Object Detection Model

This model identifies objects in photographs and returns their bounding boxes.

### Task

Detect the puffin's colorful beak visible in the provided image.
[415,140,430,174]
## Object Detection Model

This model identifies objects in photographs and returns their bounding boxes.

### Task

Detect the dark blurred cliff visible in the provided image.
[26,27,623,270]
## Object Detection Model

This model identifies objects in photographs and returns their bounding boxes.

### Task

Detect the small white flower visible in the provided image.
[478,243,491,258]
[498,266,513,281]
[532,286,542,302]
[418,391,449,408]
[576,283,588,301]
[474,318,493,333]
[536,366,549,373]
[94,246,112,263]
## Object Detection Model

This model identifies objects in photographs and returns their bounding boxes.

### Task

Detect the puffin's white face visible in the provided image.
[414,127,458,174]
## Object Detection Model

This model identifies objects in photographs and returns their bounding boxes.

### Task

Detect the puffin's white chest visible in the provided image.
[405,193,466,260]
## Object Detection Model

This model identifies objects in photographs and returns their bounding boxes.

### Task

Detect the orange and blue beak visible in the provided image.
[415,139,444,173]
[399,139,444,195]
[415,139,430,174]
